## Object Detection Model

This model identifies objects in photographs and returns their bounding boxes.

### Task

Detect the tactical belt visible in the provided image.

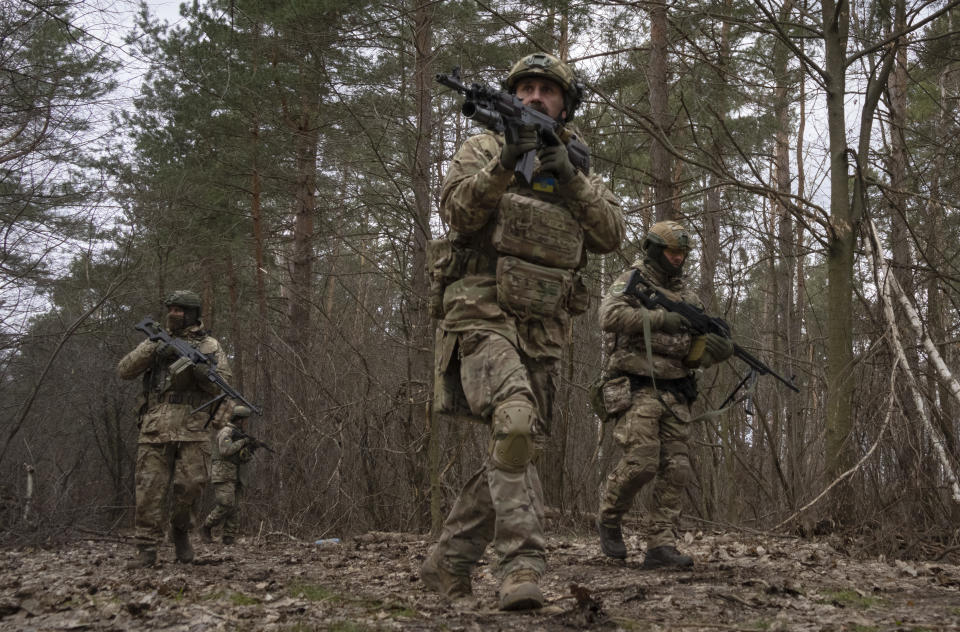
[613,372,698,405]
[156,391,207,407]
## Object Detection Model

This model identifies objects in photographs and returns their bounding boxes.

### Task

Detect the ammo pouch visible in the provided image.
[496,256,572,318]
[492,192,583,269]
[589,375,634,422]
[601,376,633,417]
[426,239,455,320]
[158,356,199,394]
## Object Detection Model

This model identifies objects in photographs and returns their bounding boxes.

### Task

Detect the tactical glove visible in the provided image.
[686,333,734,368]
[537,129,576,182]
[500,125,539,169]
[704,333,734,361]
[651,311,690,334]
[154,341,179,363]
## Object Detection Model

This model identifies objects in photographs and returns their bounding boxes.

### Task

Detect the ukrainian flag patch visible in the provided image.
[532,176,557,193]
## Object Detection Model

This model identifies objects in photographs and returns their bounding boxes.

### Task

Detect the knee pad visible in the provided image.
[489,398,537,472]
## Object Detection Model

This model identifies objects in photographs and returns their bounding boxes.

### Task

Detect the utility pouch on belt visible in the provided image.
[496,256,572,318]
[492,192,583,269]
[602,375,633,416]
[426,239,454,320]
[433,329,485,424]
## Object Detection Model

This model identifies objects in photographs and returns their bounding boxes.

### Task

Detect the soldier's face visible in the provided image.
[663,247,687,268]
[166,305,186,331]
[515,78,566,120]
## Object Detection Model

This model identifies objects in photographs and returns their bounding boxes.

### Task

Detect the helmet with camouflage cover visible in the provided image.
[503,52,584,121]
[642,221,693,253]
[231,405,252,421]
[164,290,202,328]
[642,221,693,277]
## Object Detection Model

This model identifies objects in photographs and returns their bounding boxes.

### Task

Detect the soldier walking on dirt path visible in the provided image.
[423,52,624,610]
[594,222,734,568]
[117,291,233,568]
[202,405,255,545]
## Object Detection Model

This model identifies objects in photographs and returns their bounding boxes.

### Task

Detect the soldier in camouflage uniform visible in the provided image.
[595,221,733,568]
[201,405,253,545]
[117,291,233,568]
[422,53,624,610]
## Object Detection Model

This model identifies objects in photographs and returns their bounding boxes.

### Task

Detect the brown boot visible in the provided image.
[498,569,544,611]
[172,528,194,563]
[126,547,157,569]
[420,548,471,598]
[200,525,213,543]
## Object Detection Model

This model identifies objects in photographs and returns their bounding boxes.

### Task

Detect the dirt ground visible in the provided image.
[1,527,958,631]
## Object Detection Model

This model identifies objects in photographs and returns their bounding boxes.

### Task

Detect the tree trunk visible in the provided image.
[648,0,673,221]
[821,0,856,521]
[411,0,436,532]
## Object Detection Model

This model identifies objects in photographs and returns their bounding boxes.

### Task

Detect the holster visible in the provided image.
[433,329,485,424]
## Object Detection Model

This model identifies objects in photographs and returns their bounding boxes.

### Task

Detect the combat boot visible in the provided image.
[126,546,157,569]
[172,528,194,563]
[200,525,213,543]
[640,545,693,570]
[597,520,627,559]
[498,569,544,611]
[222,535,235,545]
[420,548,471,598]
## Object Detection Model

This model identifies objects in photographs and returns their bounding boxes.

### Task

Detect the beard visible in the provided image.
[165,313,186,332]
[528,101,548,115]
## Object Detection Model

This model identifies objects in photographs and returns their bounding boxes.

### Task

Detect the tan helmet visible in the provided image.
[643,221,694,253]
[503,52,584,121]
[231,405,252,420]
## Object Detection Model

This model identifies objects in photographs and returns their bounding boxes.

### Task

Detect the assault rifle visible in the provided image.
[435,67,590,184]
[231,428,275,455]
[623,270,800,400]
[134,317,263,419]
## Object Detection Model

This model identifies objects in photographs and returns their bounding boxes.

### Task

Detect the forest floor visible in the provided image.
[0,527,958,631]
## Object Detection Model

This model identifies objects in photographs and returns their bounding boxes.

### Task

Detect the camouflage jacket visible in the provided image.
[600,259,702,379]
[210,422,250,483]
[439,130,624,361]
[117,322,232,444]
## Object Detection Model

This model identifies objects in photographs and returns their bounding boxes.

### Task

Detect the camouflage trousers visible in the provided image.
[203,480,242,537]
[134,441,210,549]
[598,385,692,549]
[432,330,554,579]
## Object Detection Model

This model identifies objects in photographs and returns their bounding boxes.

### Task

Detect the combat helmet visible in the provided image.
[231,405,252,421]
[164,290,202,327]
[642,221,693,277]
[503,52,584,121]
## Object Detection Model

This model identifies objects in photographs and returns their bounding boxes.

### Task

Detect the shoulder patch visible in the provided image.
[610,280,627,295]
